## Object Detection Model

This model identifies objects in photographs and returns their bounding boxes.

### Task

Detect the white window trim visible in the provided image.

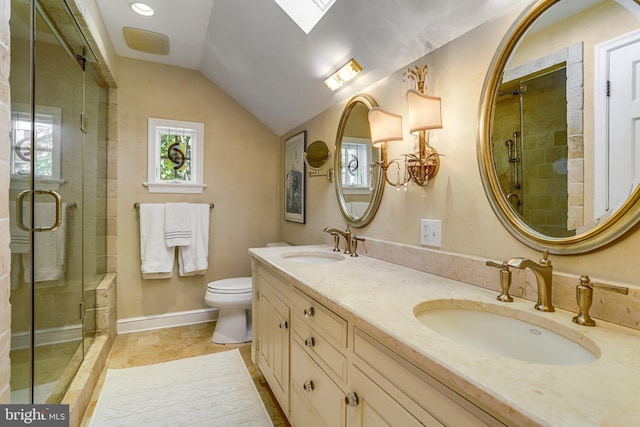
[341,137,373,195]
[10,104,64,191]
[144,117,206,194]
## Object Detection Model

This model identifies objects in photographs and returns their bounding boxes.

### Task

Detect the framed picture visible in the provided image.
[284,131,307,223]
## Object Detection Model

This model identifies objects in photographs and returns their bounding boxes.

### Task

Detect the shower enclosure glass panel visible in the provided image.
[9,0,105,404]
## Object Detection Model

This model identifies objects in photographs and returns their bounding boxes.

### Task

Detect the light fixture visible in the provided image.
[324,59,362,91]
[368,65,443,190]
[368,108,407,188]
[130,2,155,17]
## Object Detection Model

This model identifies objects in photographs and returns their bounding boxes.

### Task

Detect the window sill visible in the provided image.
[143,182,207,194]
[10,177,64,191]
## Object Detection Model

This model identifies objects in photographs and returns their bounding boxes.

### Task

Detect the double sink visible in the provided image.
[281,249,598,366]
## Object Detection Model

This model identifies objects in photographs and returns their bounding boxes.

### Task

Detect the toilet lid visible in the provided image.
[207,277,252,294]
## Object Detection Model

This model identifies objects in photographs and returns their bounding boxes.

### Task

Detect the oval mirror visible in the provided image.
[305,140,330,169]
[478,0,640,254]
[335,94,384,227]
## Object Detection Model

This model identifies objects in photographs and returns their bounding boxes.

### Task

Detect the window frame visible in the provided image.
[144,117,206,194]
[10,104,64,191]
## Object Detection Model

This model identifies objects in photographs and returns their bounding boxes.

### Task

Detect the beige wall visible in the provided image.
[281,2,640,289]
[116,58,280,320]
[0,0,10,404]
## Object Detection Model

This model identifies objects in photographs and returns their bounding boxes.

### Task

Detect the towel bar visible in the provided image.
[133,202,214,210]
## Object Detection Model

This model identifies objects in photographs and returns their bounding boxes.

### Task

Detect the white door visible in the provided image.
[594,30,640,221]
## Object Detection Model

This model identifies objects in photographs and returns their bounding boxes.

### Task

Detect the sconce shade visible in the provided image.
[406,89,442,133]
[368,107,403,147]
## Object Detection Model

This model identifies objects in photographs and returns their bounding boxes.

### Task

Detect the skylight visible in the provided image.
[274,0,336,34]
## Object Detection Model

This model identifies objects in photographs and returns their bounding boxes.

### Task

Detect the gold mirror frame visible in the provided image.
[478,0,640,254]
[335,94,384,228]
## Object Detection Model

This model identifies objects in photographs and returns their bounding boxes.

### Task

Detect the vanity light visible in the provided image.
[367,65,443,190]
[324,59,363,91]
[368,108,408,188]
[130,2,155,17]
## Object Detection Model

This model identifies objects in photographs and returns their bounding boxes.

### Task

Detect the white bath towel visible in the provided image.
[178,204,210,276]
[164,202,191,247]
[10,202,67,283]
[140,203,175,279]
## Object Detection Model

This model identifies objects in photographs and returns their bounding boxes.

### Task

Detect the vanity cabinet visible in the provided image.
[254,263,291,414]
[351,328,502,427]
[252,258,505,427]
[289,287,349,426]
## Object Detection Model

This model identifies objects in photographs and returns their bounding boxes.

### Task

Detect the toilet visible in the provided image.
[205,242,290,344]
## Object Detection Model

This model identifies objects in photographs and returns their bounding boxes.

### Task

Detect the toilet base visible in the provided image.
[212,308,252,344]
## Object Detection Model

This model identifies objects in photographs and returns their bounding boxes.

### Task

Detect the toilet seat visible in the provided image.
[207,277,252,294]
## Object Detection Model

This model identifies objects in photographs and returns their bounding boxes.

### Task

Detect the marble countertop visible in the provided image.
[249,245,640,427]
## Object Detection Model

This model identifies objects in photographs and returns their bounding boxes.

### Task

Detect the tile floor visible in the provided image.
[81,322,290,426]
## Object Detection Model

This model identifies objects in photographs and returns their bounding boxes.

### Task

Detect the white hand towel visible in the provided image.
[140,203,174,279]
[178,204,210,276]
[31,204,67,282]
[164,203,192,247]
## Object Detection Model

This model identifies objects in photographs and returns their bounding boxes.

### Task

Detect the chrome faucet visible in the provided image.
[507,250,554,312]
[323,224,353,254]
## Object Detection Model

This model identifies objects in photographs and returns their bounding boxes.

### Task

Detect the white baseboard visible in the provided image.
[11,325,83,350]
[117,308,219,334]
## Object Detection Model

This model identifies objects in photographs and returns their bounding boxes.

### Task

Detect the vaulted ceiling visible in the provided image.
[95,0,524,135]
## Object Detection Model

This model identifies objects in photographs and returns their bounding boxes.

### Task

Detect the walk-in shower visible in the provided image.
[493,65,575,238]
[9,0,108,404]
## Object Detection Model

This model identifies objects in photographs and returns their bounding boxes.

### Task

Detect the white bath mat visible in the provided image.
[89,349,273,427]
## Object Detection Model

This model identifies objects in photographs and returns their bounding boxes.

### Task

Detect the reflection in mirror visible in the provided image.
[479,0,640,253]
[335,94,384,227]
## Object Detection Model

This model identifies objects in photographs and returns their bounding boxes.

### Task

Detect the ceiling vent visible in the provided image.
[123,27,170,55]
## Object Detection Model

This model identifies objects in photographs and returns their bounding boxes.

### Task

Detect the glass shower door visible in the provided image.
[9,0,87,404]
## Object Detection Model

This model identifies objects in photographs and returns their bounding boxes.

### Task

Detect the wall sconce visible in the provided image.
[368,107,407,189]
[368,65,443,189]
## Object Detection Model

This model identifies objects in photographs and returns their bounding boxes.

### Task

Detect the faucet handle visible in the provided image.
[572,275,629,327]
[539,250,551,267]
[486,261,513,302]
[351,236,365,257]
[330,232,341,252]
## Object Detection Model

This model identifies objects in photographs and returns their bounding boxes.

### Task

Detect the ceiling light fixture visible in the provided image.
[324,59,362,91]
[130,2,155,17]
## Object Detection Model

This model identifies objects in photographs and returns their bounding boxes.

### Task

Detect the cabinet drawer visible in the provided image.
[353,329,504,427]
[292,312,348,383]
[290,341,346,427]
[291,287,347,348]
[257,263,290,299]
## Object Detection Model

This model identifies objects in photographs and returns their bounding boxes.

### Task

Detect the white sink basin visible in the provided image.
[414,300,599,365]
[281,250,345,264]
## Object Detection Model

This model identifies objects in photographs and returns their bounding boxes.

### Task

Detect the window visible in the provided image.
[340,137,372,194]
[145,118,206,194]
[10,105,63,190]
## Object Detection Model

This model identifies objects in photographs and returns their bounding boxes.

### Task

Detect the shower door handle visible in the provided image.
[16,189,63,232]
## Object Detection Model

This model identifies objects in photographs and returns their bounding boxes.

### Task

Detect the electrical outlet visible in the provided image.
[420,219,442,247]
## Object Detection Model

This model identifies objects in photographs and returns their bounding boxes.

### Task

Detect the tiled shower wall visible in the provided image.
[0,0,11,404]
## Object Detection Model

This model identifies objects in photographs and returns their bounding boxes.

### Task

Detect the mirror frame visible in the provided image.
[478,0,640,254]
[335,94,384,228]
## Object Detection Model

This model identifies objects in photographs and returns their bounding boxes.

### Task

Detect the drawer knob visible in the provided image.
[303,380,315,392]
[345,392,359,407]
[279,321,288,330]
[305,337,315,348]
[304,306,315,318]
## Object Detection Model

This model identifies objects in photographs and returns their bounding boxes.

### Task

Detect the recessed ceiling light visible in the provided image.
[130,2,155,17]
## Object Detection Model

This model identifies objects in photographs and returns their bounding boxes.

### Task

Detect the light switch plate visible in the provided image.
[420,219,442,247]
